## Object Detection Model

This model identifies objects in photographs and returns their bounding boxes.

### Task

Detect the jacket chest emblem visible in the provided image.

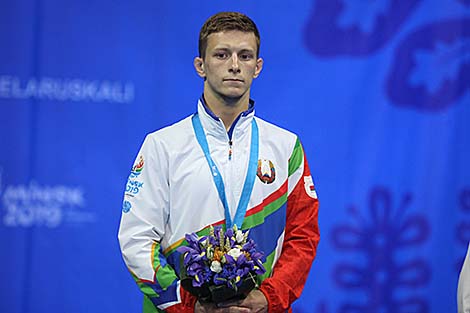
[257,159,276,184]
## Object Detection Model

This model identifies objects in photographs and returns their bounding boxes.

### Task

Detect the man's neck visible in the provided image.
[203,92,250,130]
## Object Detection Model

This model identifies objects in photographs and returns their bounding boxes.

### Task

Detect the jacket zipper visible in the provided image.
[228,140,233,160]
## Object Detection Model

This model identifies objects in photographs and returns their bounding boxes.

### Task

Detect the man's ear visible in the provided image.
[194,57,206,78]
[253,57,264,79]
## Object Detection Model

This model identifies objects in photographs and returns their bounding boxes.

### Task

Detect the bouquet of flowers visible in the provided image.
[177,225,266,304]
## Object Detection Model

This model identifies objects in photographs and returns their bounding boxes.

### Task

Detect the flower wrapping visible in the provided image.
[177,225,266,304]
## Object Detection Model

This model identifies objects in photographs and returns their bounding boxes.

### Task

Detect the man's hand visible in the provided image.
[194,289,268,312]
[213,289,268,313]
[195,300,250,313]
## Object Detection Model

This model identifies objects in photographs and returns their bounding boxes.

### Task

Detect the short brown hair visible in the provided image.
[198,12,261,59]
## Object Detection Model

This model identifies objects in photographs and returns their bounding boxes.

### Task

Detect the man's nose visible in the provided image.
[229,54,240,73]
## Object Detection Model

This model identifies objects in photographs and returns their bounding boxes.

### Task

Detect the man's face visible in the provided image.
[194,31,263,102]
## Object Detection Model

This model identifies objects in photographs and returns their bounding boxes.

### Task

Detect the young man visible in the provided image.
[118,12,320,313]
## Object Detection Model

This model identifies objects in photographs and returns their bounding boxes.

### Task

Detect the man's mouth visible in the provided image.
[223,78,244,82]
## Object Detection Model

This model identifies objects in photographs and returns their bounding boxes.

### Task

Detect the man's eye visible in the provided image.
[215,53,227,59]
[240,54,253,60]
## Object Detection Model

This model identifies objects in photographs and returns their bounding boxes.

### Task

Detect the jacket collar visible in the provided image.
[197,96,255,141]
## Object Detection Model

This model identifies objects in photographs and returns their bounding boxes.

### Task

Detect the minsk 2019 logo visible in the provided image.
[0,167,94,228]
[130,155,144,178]
[257,159,276,184]
[124,155,145,212]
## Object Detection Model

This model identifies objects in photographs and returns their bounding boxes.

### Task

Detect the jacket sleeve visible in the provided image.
[259,138,320,313]
[118,134,197,312]
[458,242,470,313]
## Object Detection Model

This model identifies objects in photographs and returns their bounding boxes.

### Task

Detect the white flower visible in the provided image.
[206,246,214,259]
[210,260,222,273]
[235,230,244,243]
[227,248,243,260]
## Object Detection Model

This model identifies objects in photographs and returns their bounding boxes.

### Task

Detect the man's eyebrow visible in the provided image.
[212,47,255,53]
[213,47,230,51]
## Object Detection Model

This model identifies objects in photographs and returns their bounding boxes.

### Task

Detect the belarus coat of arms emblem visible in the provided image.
[256,159,276,184]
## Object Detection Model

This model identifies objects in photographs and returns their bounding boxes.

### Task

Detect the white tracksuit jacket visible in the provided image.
[118,99,320,313]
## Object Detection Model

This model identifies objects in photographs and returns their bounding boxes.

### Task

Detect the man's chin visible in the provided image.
[208,87,249,105]
[221,93,246,104]
[222,89,248,99]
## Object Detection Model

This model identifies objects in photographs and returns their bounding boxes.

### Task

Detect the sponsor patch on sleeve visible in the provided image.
[304,176,318,199]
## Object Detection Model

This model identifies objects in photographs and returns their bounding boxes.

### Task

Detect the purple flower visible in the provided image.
[224,254,235,265]
[242,240,255,252]
[179,226,267,291]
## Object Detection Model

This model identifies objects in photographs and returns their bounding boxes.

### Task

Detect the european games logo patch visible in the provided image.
[130,155,144,178]
[126,155,145,196]
[256,159,276,184]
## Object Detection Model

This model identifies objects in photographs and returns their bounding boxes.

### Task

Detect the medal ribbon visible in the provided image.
[192,113,259,229]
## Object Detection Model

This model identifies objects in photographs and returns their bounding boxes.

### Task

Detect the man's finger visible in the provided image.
[223,307,250,313]
[216,299,244,308]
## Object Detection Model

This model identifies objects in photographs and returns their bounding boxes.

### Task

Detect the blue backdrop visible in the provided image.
[1,1,469,312]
